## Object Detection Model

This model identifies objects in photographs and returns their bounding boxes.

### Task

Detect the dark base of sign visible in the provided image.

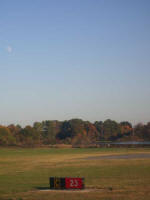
[50,177,66,189]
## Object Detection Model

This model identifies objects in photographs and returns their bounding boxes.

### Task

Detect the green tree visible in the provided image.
[103,119,121,140]
[19,126,41,146]
[41,120,62,144]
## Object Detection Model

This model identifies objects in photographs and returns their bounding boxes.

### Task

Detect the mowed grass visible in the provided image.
[0,148,150,200]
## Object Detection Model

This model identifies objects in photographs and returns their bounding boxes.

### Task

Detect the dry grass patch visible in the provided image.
[0,148,150,200]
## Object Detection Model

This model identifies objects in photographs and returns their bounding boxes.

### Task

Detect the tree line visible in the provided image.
[0,119,150,146]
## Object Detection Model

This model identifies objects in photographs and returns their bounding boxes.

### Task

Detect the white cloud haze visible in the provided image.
[6,45,12,53]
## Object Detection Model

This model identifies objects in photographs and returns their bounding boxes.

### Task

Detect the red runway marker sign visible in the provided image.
[50,177,84,189]
[65,178,84,189]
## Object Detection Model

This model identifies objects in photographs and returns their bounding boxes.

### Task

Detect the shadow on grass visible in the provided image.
[36,186,50,190]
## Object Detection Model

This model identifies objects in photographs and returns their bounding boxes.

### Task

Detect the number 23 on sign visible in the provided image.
[65,178,83,189]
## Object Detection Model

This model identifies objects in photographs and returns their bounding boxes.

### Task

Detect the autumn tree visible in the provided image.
[0,126,16,145]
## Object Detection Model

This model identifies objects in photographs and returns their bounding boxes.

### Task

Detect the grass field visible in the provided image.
[0,147,150,200]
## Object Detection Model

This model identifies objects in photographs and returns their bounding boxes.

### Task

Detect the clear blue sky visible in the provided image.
[0,0,150,126]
